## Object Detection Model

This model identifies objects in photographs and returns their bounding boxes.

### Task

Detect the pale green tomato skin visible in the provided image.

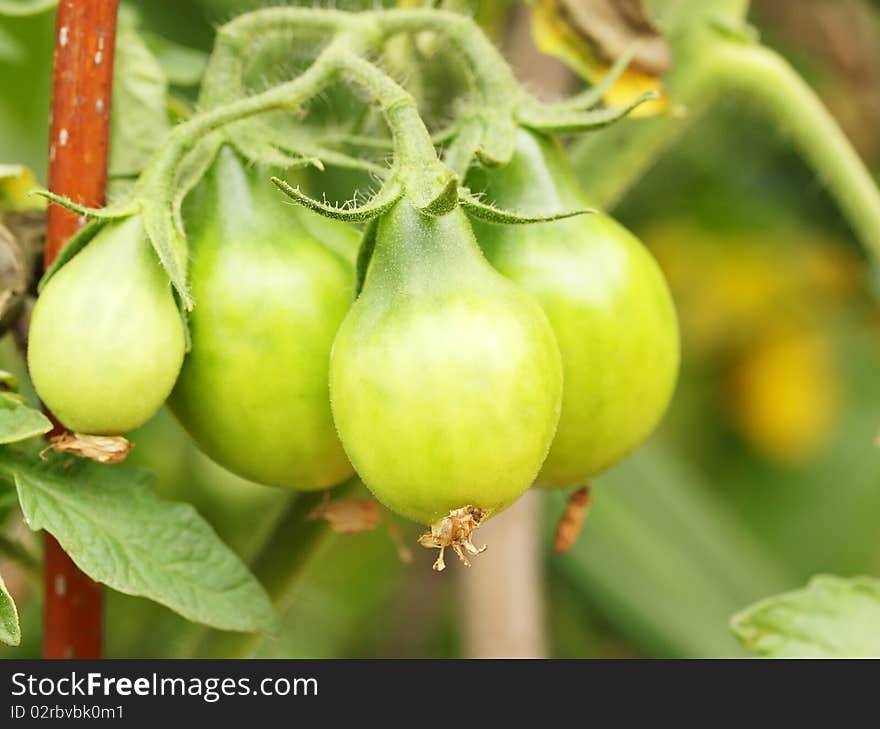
[470,130,680,487]
[170,148,356,491]
[27,216,185,434]
[330,201,563,525]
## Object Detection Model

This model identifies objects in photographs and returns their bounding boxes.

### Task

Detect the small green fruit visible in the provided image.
[28,216,185,434]
[469,129,680,487]
[170,147,357,490]
[330,200,563,525]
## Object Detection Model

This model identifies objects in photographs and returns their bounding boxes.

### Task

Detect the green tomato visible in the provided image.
[468,129,680,487]
[330,200,563,525]
[28,216,185,434]
[170,147,357,491]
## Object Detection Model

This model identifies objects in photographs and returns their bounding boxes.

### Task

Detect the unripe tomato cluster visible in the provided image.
[27,130,679,558]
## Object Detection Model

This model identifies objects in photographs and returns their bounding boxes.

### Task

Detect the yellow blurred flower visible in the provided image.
[646,223,859,464]
[724,327,840,466]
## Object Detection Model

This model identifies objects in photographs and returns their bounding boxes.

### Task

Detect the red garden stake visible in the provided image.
[42,0,119,659]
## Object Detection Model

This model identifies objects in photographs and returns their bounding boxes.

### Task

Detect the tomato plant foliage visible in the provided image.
[732,576,880,658]
[9,451,276,632]
[0,0,876,655]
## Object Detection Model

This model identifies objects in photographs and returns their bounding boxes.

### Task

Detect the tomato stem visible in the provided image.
[197,7,525,170]
[571,25,880,273]
[136,30,456,283]
[704,38,880,269]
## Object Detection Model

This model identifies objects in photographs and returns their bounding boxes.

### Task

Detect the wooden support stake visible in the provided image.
[42,0,119,660]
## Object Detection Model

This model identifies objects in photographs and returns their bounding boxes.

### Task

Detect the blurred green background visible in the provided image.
[1,0,879,658]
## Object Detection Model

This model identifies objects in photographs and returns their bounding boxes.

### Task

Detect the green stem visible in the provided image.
[337,49,457,212]
[136,45,343,217]
[381,9,520,102]
[354,8,524,165]
[192,482,356,659]
[572,31,880,268]
[198,8,358,110]
[200,8,521,114]
[199,7,525,167]
[154,34,450,202]
[138,32,455,257]
[443,116,483,179]
[703,39,880,265]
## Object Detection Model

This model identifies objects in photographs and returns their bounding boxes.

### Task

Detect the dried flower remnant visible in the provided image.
[40,433,131,464]
[418,506,487,572]
[553,484,591,554]
[307,496,381,534]
[307,494,415,562]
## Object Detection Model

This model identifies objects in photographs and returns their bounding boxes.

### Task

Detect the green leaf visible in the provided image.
[271,175,404,223]
[731,575,880,658]
[109,22,172,178]
[32,189,136,220]
[141,204,191,309]
[460,190,594,224]
[10,453,277,633]
[0,0,56,17]
[0,572,20,646]
[519,91,659,134]
[0,396,51,444]
[141,32,208,87]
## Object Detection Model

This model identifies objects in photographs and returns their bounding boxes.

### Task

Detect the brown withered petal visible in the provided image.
[41,432,132,464]
[553,484,592,554]
[307,497,381,535]
[557,0,672,75]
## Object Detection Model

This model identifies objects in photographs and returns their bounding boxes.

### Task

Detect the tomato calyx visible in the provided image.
[418,506,488,573]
